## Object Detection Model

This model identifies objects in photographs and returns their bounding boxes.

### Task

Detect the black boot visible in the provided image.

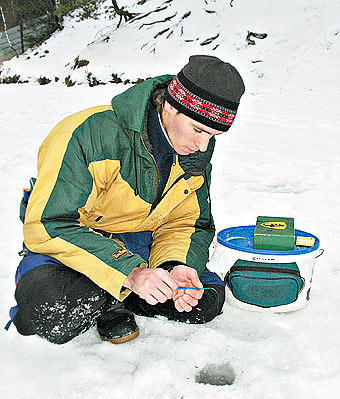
[97,302,139,344]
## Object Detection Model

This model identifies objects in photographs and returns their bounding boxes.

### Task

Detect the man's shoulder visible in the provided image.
[53,105,114,131]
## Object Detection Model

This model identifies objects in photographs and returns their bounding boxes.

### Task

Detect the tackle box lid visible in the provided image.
[217,225,320,255]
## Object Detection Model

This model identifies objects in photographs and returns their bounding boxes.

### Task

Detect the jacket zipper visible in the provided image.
[140,136,202,210]
[140,135,160,205]
[229,265,301,277]
[140,136,189,209]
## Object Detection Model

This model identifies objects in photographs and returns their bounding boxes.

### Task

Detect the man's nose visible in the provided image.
[195,133,210,152]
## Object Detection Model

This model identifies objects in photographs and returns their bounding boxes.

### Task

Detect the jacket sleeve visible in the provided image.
[148,164,215,277]
[23,107,146,301]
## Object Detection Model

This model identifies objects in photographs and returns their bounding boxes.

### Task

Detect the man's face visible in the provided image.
[162,101,224,155]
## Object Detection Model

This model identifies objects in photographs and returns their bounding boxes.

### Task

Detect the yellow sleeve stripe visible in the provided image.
[23,105,136,300]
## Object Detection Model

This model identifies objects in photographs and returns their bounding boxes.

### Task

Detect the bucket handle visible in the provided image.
[316,248,324,258]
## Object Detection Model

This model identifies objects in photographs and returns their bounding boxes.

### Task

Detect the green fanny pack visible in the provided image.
[225,260,305,308]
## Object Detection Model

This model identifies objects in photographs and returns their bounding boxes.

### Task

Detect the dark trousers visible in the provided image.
[13,264,225,344]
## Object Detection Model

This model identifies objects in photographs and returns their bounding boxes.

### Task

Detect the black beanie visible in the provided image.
[164,55,245,131]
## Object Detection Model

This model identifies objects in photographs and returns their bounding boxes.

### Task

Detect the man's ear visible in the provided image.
[164,100,175,114]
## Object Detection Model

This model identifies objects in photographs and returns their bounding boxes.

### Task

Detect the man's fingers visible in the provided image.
[187,270,203,289]
[140,285,173,304]
[124,266,203,309]
[124,267,179,301]
[143,294,159,306]
[173,290,202,312]
[174,297,188,312]
[170,265,203,291]
[162,277,179,297]
[173,286,204,303]
[152,268,179,296]
[144,285,175,305]
[174,294,199,312]
[181,293,199,307]
[186,288,204,300]
[141,275,178,304]
[176,297,193,312]
[153,287,172,303]
[177,294,199,310]
[174,300,185,312]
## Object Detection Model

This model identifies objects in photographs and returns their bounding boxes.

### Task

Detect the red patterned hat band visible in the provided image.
[166,74,238,131]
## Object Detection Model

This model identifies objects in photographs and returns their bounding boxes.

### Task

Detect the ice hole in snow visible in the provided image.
[195,363,236,386]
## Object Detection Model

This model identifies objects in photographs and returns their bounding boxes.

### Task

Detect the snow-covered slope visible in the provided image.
[1,0,339,90]
[1,1,340,398]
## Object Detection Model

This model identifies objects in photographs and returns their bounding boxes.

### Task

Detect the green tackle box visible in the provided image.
[254,216,295,251]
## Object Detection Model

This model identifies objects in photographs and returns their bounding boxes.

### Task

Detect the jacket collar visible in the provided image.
[111,75,173,133]
[178,137,215,176]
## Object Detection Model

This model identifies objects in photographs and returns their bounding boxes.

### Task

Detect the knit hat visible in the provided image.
[164,55,245,131]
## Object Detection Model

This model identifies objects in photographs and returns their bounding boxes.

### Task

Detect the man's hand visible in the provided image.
[123,267,179,305]
[170,265,204,313]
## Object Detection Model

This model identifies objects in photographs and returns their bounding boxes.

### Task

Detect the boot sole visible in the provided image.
[102,328,140,344]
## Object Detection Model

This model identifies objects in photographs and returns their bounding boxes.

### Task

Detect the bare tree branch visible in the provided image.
[111,0,138,27]
[246,31,268,45]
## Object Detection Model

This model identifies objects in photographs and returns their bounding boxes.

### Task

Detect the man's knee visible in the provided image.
[14,264,107,344]
[197,283,225,323]
[14,295,85,345]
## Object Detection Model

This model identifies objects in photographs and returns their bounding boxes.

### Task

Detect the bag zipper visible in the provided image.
[229,265,301,277]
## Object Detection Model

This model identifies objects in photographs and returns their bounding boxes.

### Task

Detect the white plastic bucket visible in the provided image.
[209,225,322,313]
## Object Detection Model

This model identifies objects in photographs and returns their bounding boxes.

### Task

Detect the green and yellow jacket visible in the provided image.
[23,75,216,301]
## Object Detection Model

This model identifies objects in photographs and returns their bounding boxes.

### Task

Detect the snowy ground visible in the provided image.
[1,1,340,398]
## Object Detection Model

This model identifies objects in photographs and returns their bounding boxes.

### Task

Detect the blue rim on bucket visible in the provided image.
[217,225,320,255]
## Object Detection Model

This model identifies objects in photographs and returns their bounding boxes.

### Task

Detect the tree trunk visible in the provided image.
[0,5,19,57]
[20,23,24,53]
[49,0,63,30]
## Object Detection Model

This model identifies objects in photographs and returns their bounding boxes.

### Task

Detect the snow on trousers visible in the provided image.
[13,255,225,344]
